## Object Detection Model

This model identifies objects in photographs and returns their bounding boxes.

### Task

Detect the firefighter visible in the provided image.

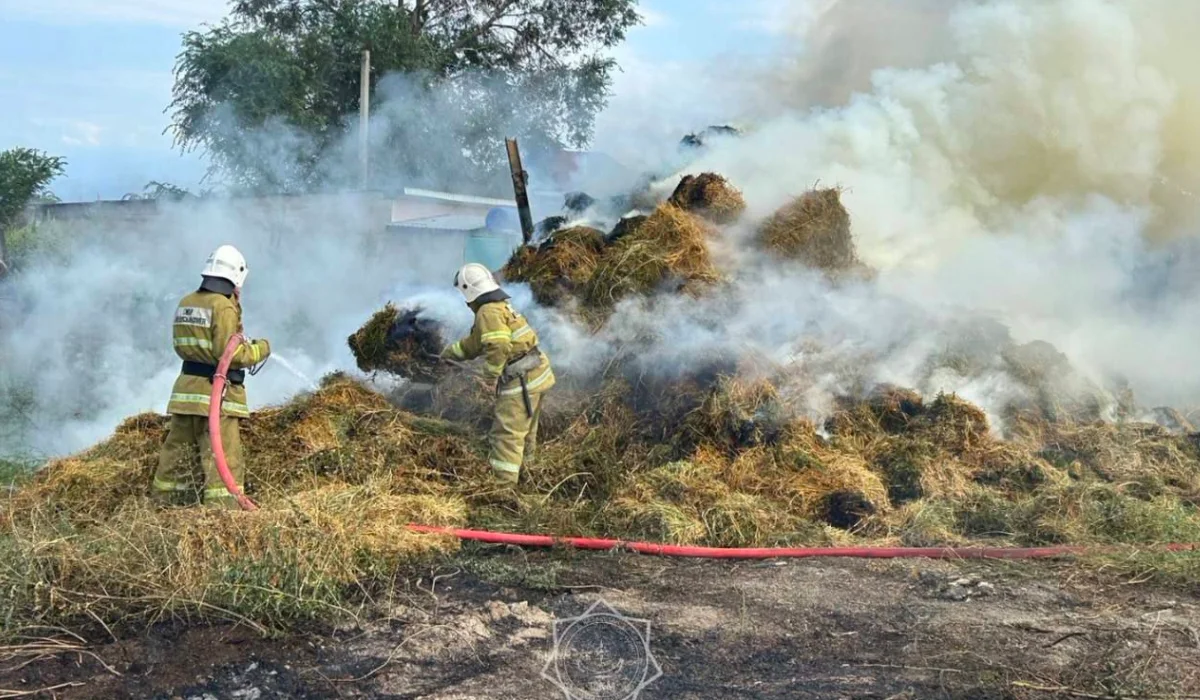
[152,245,271,509]
[442,263,555,484]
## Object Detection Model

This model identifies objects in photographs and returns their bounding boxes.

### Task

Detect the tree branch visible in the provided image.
[451,0,521,51]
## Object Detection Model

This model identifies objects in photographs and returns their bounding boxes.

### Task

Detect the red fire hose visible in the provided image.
[210,333,258,511]
[407,525,1197,560]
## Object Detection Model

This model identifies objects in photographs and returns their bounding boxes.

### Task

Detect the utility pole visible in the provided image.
[0,226,8,280]
[359,49,371,190]
[505,138,535,245]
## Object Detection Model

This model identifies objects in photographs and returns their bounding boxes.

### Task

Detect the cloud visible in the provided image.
[0,0,229,27]
[60,120,104,147]
[28,118,105,147]
[635,6,670,29]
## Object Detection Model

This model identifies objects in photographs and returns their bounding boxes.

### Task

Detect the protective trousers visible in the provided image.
[152,414,244,510]
[489,390,544,484]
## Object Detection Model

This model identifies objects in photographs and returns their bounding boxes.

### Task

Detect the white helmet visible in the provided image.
[453,263,500,303]
[201,244,248,288]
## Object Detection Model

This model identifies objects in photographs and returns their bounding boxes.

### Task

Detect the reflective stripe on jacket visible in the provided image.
[446,300,555,395]
[165,290,271,418]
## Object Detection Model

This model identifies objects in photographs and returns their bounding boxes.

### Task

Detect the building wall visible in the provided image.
[16,191,524,287]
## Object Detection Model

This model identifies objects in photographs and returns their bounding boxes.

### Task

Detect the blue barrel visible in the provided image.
[465,207,522,270]
[464,230,521,271]
[485,206,520,232]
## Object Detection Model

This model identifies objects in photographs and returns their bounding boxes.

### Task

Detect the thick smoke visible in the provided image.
[6,0,1200,458]
[599,0,1200,412]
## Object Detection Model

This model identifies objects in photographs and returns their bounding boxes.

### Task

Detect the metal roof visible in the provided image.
[400,187,516,207]
[387,213,487,232]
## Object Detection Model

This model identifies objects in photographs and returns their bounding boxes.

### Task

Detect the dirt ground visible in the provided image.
[3,550,1198,699]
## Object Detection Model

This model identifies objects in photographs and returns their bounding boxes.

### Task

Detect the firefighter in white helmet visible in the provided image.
[442,263,555,484]
[152,245,271,508]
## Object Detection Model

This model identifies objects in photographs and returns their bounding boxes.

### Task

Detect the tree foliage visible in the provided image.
[169,0,640,193]
[121,181,204,201]
[0,148,65,231]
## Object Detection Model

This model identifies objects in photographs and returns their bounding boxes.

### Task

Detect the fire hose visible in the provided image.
[210,333,259,511]
[405,525,1197,560]
[211,337,1199,559]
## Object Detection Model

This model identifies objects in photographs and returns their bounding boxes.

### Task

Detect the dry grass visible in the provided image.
[668,173,747,225]
[759,187,860,272]
[3,369,1199,635]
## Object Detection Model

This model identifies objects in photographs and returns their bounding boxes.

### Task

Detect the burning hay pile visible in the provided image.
[5,363,1200,633]
[501,201,721,318]
[5,169,1200,636]
[347,304,447,382]
[500,226,607,306]
[583,203,721,309]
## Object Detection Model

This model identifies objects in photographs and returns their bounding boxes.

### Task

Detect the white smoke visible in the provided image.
[587,0,1200,413]
[6,0,1200,459]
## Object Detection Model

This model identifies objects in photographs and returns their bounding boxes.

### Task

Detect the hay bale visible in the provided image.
[526,380,648,500]
[5,413,167,524]
[584,204,721,310]
[867,385,925,433]
[1037,422,1200,503]
[347,304,446,381]
[758,188,858,271]
[827,384,926,438]
[500,226,607,307]
[607,454,798,547]
[920,316,1013,383]
[668,173,746,225]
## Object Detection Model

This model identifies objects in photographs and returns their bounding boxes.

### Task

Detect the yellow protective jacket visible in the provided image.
[166,289,271,418]
[445,297,555,397]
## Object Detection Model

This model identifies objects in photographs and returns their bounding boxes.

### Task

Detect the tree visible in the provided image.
[169,0,640,194]
[0,148,65,274]
[121,181,204,201]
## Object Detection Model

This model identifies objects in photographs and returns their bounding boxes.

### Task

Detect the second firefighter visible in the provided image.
[442,263,554,484]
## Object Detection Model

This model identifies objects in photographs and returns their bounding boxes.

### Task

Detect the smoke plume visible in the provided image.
[6,0,1200,459]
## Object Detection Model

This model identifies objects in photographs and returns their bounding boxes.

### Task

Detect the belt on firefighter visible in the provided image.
[499,347,541,419]
[500,347,542,381]
[182,360,245,386]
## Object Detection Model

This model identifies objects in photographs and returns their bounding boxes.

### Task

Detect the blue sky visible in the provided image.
[0,0,796,201]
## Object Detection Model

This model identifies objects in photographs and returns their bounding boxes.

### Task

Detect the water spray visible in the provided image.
[269,352,320,392]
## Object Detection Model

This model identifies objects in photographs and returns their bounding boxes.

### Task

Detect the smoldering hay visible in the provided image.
[3,0,1200,474]
[9,0,1200,632]
[6,0,1200,463]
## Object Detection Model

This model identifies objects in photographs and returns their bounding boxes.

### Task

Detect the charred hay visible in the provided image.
[500,226,607,307]
[668,172,747,225]
[347,304,446,382]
